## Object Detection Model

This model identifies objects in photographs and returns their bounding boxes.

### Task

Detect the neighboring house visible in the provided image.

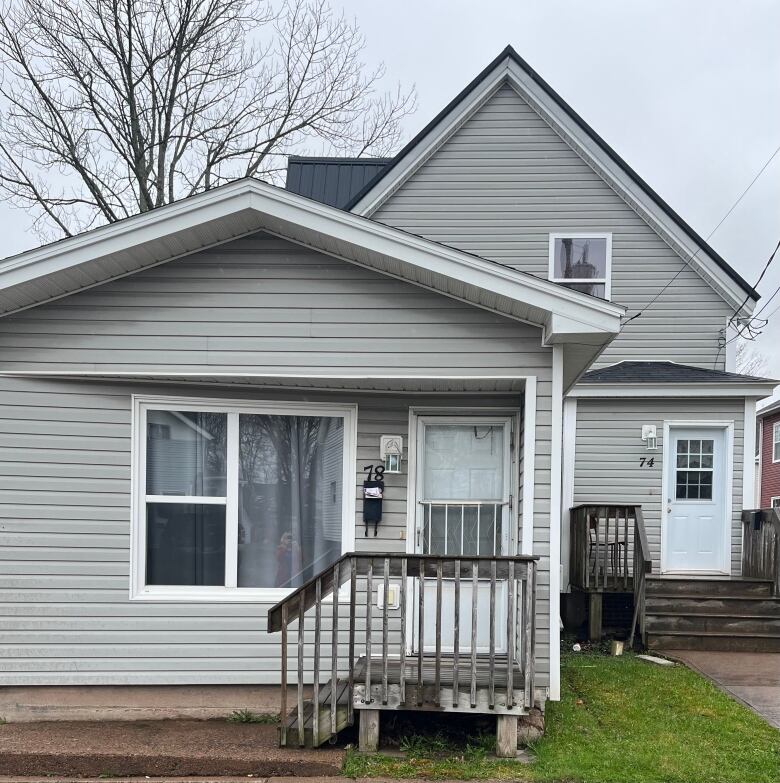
[0,46,777,752]
[757,399,780,508]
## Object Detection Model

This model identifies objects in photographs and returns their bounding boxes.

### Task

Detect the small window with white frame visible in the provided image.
[772,497,780,509]
[773,422,780,463]
[132,397,356,600]
[549,233,612,299]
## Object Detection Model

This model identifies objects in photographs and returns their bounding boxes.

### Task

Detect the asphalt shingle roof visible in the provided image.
[581,361,776,385]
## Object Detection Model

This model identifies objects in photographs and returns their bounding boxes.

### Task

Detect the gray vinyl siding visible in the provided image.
[372,83,732,369]
[0,228,554,688]
[0,376,551,688]
[0,232,551,376]
[571,398,745,578]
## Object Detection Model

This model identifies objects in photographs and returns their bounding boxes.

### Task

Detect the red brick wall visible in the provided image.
[760,409,780,506]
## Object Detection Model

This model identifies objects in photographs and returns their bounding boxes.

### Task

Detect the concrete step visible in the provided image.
[645,577,773,598]
[647,632,780,653]
[645,595,780,616]
[646,613,780,635]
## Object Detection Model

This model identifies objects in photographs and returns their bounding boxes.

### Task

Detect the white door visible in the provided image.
[663,426,729,573]
[412,417,513,653]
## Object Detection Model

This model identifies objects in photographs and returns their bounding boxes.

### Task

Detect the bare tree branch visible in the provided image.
[0,0,416,238]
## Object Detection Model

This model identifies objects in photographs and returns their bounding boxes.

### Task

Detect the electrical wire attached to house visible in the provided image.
[623,141,780,329]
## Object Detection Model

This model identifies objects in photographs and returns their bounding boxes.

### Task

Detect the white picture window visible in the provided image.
[549,233,612,300]
[132,397,356,601]
[772,497,780,509]
[773,422,780,463]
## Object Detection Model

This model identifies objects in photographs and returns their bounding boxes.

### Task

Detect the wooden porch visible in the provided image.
[267,553,538,756]
[571,504,780,651]
[568,504,651,644]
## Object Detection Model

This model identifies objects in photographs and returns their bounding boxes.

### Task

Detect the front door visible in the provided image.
[412,416,514,653]
[663,426,729,573]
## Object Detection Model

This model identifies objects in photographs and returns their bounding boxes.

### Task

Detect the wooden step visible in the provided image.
[648,631,780,652]
[645,577,773,598]
[646,613,780,635]
[645,595,780,616]
[283,679,351,748]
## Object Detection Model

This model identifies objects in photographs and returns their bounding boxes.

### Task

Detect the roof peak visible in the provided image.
[344,45,757,305]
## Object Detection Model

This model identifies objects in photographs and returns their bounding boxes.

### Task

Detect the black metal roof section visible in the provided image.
[343,45,757,302]
[285,156,393,209]
[581,361,776,385]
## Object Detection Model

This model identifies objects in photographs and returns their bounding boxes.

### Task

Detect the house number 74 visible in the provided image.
[638,458,655,468]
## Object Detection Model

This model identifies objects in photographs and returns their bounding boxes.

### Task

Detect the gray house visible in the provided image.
[0,46,777,753]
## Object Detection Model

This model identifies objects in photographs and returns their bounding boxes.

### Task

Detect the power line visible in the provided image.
[728,238,780,325]
[623,140,780,326]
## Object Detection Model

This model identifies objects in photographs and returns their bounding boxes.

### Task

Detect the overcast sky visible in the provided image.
[1,1,778,383]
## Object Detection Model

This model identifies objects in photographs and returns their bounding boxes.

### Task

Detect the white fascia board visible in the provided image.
[543,313,615,345]
[351,53,755,314]
[0,179,623,337]
[245,189,624,334]
[569,383,778,398]
[0,181,256,289]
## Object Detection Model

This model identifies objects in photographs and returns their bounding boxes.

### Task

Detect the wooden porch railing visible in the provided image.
[267,552,538,748]
[570,505,651,644]
[629,507,651,647]
[570,504,648,592]
[742,507,780,595]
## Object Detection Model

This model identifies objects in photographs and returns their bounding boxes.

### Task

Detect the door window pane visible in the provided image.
[423,425,504,500]
[146,410,227,496]
[146,503,226,585]
[421,424,506,557]
[236,414,344,589]
[675,438,715,500]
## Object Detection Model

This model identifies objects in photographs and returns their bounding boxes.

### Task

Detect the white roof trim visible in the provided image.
[569,382,777,399]
[350,56,755,314]
[0,178,623,341]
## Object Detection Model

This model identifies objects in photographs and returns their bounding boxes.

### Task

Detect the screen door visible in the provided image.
[412,416,513,653]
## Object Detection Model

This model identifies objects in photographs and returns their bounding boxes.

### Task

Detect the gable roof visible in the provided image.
[0,177,624,388]
[346,45,758,312]
[285,156,392,208]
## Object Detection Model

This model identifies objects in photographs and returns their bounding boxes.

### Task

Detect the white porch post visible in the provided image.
[548,346,564,701]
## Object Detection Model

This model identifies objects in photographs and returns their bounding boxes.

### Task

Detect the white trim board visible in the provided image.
[548,345,564,701]
[569,384,776,398]
[560,397,577,592]
[351,56,756,315]
[743,399,757,512]
[660,420,734,576]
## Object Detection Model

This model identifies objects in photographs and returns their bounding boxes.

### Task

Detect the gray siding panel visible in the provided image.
[0,232,551,375]
[0,181,558,689]
[0,375,553,686]
[373,84,731,369]
[572,398,744,577]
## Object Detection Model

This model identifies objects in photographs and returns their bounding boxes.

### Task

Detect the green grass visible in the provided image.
[343,650,780,782]
[226,708,279,724]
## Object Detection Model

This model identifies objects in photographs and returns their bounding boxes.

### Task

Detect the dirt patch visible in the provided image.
[0,720,344,777]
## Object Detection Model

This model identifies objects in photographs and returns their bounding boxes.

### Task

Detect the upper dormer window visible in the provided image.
[549,233,612,300]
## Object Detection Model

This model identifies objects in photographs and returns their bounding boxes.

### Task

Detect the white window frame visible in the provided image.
[130,395,357,602]
[773,422,780,463]
[548,232,613,300]
[771,497,780,509]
